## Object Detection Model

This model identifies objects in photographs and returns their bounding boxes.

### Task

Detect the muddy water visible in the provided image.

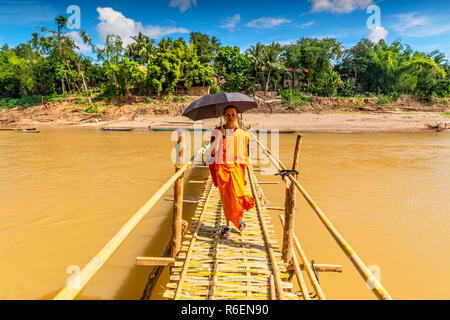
[0,128,448,300]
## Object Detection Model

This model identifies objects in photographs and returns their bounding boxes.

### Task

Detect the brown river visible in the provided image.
[0,128,449,300]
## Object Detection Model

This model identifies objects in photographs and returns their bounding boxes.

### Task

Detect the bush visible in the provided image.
[280,90,311,105]
[210,83,221,94]
[83,89,94,97]
[172,96,188,103]
[224,73,244,92]
[0,95,45,109]
[85,104,99,113]
[377,95,391,105]
[341,78,358,97]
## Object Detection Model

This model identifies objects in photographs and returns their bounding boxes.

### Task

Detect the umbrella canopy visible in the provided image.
[182,92,258,121]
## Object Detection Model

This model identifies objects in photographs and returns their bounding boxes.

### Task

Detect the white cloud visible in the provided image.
[390,12,450,37]
[368,26,389,43]
[66,31,91,53]
[298,21,315,28]
[96,7,189,46]
[220,14,241,31]
[169,0,197,13]
[309,0,373,14]
[246,17,291,29]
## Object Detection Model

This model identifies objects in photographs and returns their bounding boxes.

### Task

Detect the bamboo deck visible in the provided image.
[163,167,299,300]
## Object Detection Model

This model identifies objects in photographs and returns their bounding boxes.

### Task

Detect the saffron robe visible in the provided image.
[208,126,255,229]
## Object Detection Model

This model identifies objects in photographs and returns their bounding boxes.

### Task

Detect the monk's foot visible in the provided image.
[221,227,231,239]
[239,221,246,232]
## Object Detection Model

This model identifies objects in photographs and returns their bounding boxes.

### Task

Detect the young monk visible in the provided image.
[208,105,255,239]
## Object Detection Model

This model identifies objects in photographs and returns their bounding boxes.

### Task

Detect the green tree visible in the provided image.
[125,32,156,65]
[189,32,221,64]
[283,38,342,93]
[261,42,284,92]
[147,52,182,95]
[215,46,249,92]
[246,42,265,90]
[185,59,215,88]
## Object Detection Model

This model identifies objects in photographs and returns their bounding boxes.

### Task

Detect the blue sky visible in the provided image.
[0,0,449,59]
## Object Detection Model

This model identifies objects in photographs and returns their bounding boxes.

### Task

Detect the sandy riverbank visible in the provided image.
[5,111,450,133]
[1,94,449,133]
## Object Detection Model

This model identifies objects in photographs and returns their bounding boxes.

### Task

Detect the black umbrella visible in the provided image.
[182,92,258,121]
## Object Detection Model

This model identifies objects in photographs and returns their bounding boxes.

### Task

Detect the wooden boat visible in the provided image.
[0,128,37,131]
[100,127,135,132]
[14,129,40,133]
[149,126,211,132]
[252,129,297,134]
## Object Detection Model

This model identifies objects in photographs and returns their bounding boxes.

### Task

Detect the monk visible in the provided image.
[208,105,255,239]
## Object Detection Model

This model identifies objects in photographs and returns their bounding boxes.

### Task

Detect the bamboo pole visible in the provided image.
[136,257,175,266]
[174,181,214,300]
[266,206,285,211]
[171,131,185,257]
[269,275,276,300]
[250,131,393,300]
[164,198,199,204]
[54,142,211,300]
[286,263,343,273]
[282,135,302,263]
[290,246,311,300]
[247,165,284,300]
[280,214,325,300]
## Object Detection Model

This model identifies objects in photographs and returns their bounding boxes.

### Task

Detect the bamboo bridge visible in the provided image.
[162,169,297,300]
[53,130,393,301]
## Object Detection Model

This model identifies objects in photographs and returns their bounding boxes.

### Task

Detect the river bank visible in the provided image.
[2,112,449,133]
[1,95,449,133]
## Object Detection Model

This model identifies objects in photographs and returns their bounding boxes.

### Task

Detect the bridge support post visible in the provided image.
[282,135,302,263]
[171,131,186,257]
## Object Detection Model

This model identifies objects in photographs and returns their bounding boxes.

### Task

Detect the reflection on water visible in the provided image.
[0,129,449,299]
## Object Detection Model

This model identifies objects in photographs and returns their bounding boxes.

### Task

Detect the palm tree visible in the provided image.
[261,42,284,92]
[246,42,264,77]
[127,32,156,65]
[157,37,174,53]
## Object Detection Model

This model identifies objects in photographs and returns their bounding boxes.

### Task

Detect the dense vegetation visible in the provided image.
[1,16,449,108]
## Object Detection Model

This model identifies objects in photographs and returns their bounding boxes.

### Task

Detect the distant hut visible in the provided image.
[283,68,309,91]
[174,79,188,96]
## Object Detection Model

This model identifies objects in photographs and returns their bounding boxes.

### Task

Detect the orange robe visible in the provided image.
[209,126,255,229]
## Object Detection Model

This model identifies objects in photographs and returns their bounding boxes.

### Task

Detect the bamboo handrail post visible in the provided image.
[282,134,302,263]
[171,131,186,257]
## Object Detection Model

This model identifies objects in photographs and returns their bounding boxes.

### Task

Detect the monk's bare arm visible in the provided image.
[210,128,225,157]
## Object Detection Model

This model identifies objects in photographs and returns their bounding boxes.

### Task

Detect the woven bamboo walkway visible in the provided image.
[163,166,298,300]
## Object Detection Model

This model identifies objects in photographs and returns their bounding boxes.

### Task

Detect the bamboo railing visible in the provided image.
[249,131,393,300]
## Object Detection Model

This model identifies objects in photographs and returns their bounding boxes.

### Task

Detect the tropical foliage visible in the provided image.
[1,16,449,106]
